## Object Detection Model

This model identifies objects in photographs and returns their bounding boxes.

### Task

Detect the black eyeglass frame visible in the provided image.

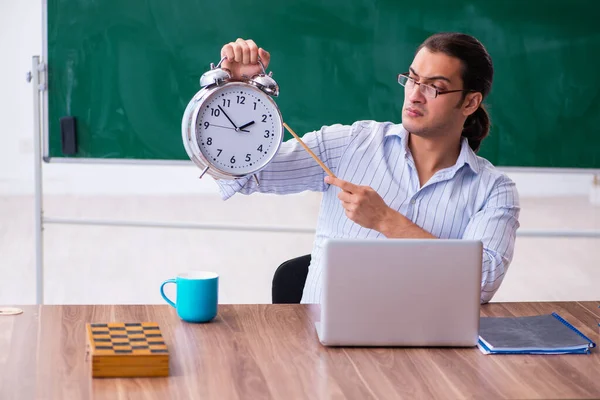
[397,72,476,98]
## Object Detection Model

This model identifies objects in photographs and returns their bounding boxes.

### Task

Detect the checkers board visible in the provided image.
[85,322,169,377]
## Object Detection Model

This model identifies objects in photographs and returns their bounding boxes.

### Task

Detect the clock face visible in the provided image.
[195,83,283,176]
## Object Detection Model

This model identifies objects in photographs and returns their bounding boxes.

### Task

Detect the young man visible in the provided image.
[216,33,520,304]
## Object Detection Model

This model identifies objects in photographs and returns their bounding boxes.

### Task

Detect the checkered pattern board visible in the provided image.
[86,322,168,356]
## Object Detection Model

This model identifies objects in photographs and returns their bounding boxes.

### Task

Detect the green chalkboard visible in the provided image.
[47,0,600,168]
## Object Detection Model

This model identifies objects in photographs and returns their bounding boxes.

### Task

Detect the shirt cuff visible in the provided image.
[214,177,250,200]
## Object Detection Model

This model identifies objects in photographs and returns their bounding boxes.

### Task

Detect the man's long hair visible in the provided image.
[418,33,493,153]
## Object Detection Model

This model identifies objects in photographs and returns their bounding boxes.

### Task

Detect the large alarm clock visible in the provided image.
[182,57,284,183]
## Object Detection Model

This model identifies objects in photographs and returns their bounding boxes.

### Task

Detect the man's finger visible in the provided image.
[337,191,354,203]
[221,43,235,62]
[345,203,356,212]
[258,48,270,68]
[325,176,358,193]
[340,200,354,211]
[236,38,250,64]
[247,40,259,64]
[344,209,356,220]
[232,40,243,62]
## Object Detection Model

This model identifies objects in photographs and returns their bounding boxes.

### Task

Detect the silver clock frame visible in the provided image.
[182,57,283,181]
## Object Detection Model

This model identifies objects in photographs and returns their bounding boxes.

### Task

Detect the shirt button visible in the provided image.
[411,199,416,205]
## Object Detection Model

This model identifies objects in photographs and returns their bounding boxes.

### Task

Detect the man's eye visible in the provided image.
[431,84,443,91]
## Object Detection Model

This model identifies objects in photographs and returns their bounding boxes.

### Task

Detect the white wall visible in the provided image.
[0,0,38,194]
[0,0,596,198]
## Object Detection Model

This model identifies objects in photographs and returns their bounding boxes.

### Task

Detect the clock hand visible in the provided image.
[218,105,238,130]
[238,120,255,131]
[209,123,237,131]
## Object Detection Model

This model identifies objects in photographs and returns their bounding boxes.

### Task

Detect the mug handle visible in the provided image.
[160,279,177,308]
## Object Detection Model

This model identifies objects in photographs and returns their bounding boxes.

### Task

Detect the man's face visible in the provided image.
[401,47,469,137]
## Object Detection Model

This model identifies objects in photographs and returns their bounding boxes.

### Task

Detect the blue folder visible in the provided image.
[477,312,596,355]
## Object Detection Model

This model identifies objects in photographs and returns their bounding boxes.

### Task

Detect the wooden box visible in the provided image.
[85,322,169,378]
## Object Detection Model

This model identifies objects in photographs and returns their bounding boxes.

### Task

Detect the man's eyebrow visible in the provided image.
[409,67,452,83]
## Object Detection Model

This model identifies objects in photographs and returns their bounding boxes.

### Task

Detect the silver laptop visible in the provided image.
[315,238,482,347]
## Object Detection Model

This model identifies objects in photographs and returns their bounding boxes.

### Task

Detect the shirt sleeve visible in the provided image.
[461,174,521,304]
[215,123,357,200]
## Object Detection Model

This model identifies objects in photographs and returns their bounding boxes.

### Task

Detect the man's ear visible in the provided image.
[462,92,482,117]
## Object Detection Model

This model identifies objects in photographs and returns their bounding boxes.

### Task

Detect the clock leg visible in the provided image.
[253,174,260,186]
[199,166,210,179]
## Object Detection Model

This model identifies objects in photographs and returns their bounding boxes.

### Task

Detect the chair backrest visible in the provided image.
[271,254,311,304]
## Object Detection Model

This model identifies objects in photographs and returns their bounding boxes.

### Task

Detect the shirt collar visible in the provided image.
[384,124,410,159]
[456,137,480,174]
[384,124,480,174]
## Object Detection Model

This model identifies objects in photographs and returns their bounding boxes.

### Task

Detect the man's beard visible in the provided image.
[403,117,454,139]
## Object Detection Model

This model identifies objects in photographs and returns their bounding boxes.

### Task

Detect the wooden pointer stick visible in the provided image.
[283,123,336,178]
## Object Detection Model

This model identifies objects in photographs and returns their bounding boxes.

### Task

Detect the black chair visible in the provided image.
[271,254,311,304]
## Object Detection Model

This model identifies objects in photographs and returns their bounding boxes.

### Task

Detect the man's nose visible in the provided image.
[407,84,425,103]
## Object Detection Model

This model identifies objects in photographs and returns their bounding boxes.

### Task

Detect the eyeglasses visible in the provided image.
[397,73,474,99]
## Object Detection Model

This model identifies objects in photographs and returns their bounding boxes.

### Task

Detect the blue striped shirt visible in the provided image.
[217,121,520,304]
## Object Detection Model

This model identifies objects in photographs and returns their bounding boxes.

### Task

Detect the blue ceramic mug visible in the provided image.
[160,271,219,323]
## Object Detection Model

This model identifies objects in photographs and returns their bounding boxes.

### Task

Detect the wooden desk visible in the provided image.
[1,302,598,399]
